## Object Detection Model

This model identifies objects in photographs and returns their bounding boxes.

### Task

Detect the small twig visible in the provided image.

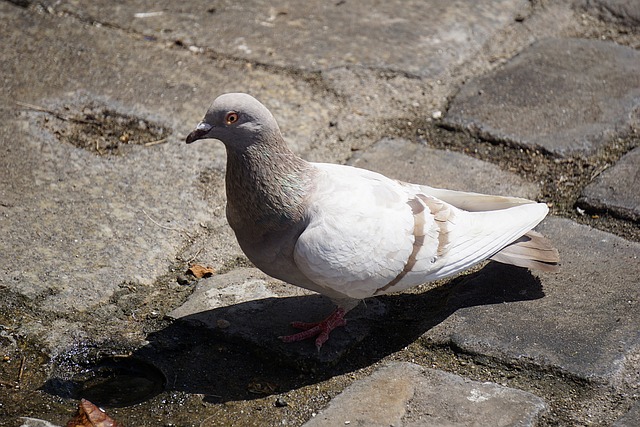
[134,11,164,18]
[16,100,96,125]
[17,356,25,384]
[591,163,610,180]
[15,101,59,115]
[144,138,168,147]
[185,246,204,265]
[142,209,193,239]
[110,352,133,359]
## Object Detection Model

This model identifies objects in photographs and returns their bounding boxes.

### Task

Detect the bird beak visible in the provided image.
[185,122,213,144]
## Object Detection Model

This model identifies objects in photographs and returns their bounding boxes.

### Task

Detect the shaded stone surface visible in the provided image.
[38,0,528,78]
[444,38,640,156]
[578,147,640,221]
[348,137,540,199]
[303,362,547,427]
[168,268,387,366]
[426,217,640,384]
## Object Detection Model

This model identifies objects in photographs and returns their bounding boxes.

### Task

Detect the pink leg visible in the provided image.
[279,307,347,349]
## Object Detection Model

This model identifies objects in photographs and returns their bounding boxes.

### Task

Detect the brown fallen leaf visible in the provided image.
[247,379,278,395]
[66,399,124,427]
[187,264,215,278]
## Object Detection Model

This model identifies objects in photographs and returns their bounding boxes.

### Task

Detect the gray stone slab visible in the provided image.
[443,38,640,156]
[38,0,528,78]
[168,268,387,366]
[303,362,547,427]
[578,147,640,222]
[348,137,540,199]
[581,0,640,26]
[613,401,640,427]
[426,217,640,385]
[0,3,334,348]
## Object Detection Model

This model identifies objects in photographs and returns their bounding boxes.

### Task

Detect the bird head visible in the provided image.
[185,93,281,150]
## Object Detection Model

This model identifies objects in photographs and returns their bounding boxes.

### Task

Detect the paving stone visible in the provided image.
[168,268,387,367]
[613,401,640,427]
[303,362,547,427]
[0,3,334,349]
[425,217,640,385]
[39,0,528,78]
[443,38,640,156]
[581,0,640,26]
[578,146,640,221]
[348,137,540,199]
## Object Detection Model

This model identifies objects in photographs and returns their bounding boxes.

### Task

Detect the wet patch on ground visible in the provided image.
[43,353,165,408]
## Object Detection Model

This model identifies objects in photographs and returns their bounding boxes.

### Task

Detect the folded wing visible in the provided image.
[294,164,557,300]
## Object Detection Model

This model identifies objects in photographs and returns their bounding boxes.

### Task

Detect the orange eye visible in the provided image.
[225,112,239,125]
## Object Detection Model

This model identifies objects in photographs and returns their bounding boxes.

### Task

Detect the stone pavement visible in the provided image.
[303,362,547,427]
[0,1,638,426]
[578,146,640,221]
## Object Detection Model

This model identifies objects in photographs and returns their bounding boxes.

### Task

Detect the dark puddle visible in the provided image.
[43,355,166,408]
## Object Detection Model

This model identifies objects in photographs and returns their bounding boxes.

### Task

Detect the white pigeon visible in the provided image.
[186,93,559,349]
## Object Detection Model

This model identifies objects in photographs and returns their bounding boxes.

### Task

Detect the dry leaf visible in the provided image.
[187,264,215,278]
[66,399,124,427]
[247,380,278,395]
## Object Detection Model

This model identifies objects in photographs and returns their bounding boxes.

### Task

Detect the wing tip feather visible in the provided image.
[490,230,560,273]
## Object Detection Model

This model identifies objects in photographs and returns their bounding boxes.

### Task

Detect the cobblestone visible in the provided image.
[578,146,640,221]
[444,38,640,156]
[303,362,547,427]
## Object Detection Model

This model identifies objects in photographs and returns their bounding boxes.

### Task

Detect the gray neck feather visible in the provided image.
[224,131,314,237]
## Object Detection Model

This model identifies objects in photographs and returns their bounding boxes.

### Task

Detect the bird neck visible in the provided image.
[224,136,314,235]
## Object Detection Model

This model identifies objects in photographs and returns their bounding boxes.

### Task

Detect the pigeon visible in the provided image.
[186,93,559,349]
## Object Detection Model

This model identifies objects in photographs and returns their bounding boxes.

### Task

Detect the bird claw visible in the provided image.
[278,307,347,349]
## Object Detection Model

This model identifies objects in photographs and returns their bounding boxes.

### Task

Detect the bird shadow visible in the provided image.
[131,262,544,404]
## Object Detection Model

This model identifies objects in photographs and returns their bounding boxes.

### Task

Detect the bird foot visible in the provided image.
[279,307,347,349]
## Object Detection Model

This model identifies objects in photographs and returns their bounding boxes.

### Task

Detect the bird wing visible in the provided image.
[294,164,419,300]
[293,164,550,300]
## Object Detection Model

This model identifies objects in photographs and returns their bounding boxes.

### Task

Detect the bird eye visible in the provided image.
[225,112,239,125]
